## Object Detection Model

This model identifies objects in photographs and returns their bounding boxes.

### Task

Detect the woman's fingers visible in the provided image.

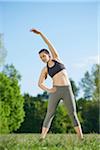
[48,87,56,93]
[30,28,40,34]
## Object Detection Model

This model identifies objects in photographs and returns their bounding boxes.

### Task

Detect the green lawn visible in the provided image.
[0,134,99,150]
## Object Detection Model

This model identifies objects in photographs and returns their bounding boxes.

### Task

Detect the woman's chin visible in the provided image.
[42,60,47,63]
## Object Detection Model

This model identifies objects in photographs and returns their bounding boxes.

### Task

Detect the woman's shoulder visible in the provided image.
[40,66,48,76]
[42,66,48,72]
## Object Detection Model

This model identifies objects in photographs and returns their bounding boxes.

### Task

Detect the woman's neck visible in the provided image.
[47,59,55,67]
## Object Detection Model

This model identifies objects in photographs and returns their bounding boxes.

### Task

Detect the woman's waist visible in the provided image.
[53,79,70,86]
[53,76,70,85]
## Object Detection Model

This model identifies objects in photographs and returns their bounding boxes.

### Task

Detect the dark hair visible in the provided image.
[38,49,51,57]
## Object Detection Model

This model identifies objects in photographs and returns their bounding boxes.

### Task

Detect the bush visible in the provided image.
[0,73,25,133]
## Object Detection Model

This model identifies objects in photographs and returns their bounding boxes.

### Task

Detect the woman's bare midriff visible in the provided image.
[52,69,70,86]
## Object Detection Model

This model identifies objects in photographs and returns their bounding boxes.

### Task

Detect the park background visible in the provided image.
[0,0,99,141]
[0,0,99,97]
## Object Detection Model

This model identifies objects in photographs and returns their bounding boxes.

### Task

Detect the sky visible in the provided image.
[0,0,99,97]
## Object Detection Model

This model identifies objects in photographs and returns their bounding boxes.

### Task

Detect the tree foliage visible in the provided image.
[0,34,7,66]
[77,99,99,133]
[92,64,100,101]
[80,64,100,101]
[2,64,21,81]
[17,93,47,133]
[70,78,79,98]
[0,65,25,133]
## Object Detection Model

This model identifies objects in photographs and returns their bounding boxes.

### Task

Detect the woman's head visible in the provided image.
[38,49,51,63]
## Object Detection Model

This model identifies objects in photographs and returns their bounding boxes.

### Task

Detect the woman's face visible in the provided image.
[39,52,50,63]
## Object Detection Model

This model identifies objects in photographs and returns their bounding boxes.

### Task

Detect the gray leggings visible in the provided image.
[43,85,80,129]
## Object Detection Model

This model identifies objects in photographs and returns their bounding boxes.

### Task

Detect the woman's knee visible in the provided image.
[43,114,54,128]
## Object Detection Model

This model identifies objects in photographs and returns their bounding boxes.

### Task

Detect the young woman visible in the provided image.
[30,28,83,140]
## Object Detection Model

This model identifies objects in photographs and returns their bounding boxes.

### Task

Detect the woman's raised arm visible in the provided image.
[30,28,59,59]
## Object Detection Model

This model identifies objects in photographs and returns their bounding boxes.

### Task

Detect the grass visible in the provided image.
[0,134,99,150]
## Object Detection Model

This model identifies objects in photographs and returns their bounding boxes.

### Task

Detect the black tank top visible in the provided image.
[47,60,66,78]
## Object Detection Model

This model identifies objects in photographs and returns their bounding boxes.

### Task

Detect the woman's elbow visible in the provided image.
[38,82,42,88]
[38,82,40,87]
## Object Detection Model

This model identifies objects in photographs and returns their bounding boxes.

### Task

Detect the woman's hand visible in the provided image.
[48,87,56,93]
[30,28,41,34]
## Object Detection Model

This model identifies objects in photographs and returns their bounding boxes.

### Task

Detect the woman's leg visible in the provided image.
[40,91,61,139]
[74,125,83,139]
[40,127,49,139]
[62,86,83,139]
[69,111,83,139]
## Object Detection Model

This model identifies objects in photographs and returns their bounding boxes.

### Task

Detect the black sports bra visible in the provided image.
[47,60,66,78]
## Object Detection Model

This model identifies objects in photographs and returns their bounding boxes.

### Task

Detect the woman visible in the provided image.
[30,28,83,140]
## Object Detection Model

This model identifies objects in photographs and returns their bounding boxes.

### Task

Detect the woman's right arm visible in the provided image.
[38,67,56,93]
[38,67,49,91]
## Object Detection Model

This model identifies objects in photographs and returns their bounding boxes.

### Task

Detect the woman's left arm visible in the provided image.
[40,32,59,59]
[30,28,59,59]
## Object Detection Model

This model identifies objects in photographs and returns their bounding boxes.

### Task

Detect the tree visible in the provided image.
[77,98,99,133]
[0,65,25,133]
[17,93,47,133]
[0,34,7,66]
[70,78,79,98]
[37,91,49,100]
[81,101,99,133]
[79,64,100,100]
[92,64,100,101]
[2,64,21,81]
